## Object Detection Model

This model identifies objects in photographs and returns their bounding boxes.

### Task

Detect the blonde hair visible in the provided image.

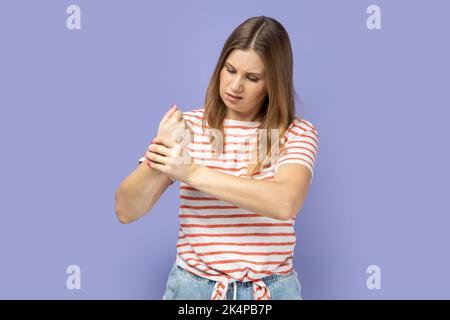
[201,16,298,176]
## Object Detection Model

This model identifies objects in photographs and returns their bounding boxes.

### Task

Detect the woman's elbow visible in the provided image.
[115,209,132,224]
[115,191,138,224]
[115,195,150,224]
[115,203,133,224]
[278,198,303,221]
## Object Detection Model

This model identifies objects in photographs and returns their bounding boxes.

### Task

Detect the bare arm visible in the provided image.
[115,105,186,224]
[115,159,173,224]
[185,163,311,221]
[146,135,313,222]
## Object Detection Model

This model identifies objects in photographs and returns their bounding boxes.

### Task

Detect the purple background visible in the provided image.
[0,0,449,299]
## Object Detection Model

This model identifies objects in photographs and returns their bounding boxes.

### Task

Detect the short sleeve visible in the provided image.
[138,156,174,185]
[275,128,319,185]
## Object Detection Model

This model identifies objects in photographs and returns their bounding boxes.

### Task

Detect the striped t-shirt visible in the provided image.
[138,107,319,300]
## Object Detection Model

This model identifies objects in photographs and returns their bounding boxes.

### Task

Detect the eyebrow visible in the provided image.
[224,61,263,77]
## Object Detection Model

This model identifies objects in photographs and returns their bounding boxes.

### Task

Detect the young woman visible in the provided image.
[115,16,319,300]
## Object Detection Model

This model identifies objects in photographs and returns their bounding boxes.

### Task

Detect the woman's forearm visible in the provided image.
[115,160,173,223]
[185,165,291,221]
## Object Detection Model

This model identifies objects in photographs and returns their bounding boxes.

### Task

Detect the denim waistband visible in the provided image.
[175,264,295,288]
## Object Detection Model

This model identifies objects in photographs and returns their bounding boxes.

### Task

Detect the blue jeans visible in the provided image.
[162,262,303,300]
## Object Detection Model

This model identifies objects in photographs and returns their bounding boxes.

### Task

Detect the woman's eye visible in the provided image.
[227,69,258,82]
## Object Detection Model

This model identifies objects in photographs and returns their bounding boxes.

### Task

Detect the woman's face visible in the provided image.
[219,49,267,122]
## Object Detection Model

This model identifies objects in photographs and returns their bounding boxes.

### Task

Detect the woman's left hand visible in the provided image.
[145,136,198,183]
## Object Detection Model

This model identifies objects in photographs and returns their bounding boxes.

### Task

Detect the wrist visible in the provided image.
[145,161,175,185]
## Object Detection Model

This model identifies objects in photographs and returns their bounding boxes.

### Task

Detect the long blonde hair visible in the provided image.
[202,16,298,176]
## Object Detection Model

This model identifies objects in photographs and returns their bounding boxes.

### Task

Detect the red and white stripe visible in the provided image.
[140,107,318,300]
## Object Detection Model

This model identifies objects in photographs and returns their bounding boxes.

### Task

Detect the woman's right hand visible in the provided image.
[156,105,188,141]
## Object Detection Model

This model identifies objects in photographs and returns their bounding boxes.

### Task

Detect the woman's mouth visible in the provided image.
[226,93,243,103]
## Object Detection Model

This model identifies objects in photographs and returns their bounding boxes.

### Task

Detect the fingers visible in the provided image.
[161,104,178,124]
[147,142,171,156]
[145,150,167,165]
[153,135,177,148]
[147,160,165,172]
[170,110,183,122]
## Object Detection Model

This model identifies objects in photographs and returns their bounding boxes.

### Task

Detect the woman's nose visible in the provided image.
[231,77,243,92]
